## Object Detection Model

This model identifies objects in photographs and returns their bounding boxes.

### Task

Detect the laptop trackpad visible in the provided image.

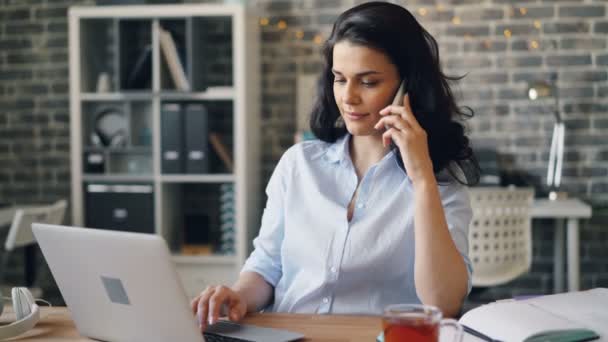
[205,320,304,342]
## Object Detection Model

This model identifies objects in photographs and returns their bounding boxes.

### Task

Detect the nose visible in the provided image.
[342,82,360,105]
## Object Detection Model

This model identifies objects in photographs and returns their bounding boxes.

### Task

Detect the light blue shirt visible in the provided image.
[242,134,473,315]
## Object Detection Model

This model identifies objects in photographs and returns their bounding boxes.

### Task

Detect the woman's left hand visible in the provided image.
[374,94,434,184]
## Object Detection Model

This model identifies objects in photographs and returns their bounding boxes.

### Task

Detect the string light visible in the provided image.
[257,15,325,45]
[519,7,527,15]
[529,40,539,49]
[313,34,324,45]
[534,20,541,29]
[259,4,509,49]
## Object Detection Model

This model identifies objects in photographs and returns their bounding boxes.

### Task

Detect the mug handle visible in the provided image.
[440,318,463,342]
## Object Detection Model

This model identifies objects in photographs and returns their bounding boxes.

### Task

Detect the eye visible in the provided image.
[361,80,378,87]
[334,78,346,84]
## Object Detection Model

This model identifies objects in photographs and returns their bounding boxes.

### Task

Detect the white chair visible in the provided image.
[0,199,68,289]
[468,188,534,286]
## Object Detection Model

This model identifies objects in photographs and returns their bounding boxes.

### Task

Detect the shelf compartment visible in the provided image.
[160,100,234,175]
[161,182,235,257]
[79,18,119,93]
[82,100,153,176]
[189,16,234,90]
[159,19,189,91]
[119,19,153,91]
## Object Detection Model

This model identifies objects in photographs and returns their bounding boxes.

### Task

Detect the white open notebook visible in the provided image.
[456,288,607,342]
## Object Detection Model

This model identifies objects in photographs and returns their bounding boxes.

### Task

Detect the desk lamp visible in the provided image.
[527,76,565,201]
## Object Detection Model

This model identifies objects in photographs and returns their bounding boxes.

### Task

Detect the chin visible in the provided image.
[345,125,377,137]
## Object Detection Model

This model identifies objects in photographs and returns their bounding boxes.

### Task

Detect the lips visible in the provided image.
[345,112,368,121]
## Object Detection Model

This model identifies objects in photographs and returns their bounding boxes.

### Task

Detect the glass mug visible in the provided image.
[382,304,463,342]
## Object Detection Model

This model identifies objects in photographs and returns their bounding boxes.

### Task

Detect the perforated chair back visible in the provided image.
[468,188,534,287]
[5,199,67,251]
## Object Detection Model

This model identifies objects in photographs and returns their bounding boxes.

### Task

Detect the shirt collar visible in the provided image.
[324,134,397,167]
[324,134,351,164]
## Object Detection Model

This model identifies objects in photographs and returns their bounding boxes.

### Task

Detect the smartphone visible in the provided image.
[392,81,406,106]
[384,81,406,132]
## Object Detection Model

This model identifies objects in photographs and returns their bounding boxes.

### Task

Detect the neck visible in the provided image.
[349,134,391,178]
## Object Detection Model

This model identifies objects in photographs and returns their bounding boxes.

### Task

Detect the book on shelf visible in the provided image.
[209,133,233,172]
[459,288,606,342]
[159,27,190,91]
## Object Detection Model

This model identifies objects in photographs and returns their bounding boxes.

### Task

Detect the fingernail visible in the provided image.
[208,317,214,325]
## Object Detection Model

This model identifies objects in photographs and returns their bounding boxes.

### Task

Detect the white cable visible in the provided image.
[34,298,52,307]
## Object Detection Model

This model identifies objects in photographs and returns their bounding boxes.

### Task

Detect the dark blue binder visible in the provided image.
[184,103,209,174]
[161,103,183,174]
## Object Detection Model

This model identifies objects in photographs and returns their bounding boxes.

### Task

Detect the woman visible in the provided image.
[191,1,479,330]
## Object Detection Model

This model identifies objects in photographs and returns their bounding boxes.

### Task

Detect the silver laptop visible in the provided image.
[32,223,304,342]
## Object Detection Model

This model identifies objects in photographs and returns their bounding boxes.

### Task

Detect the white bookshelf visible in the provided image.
[69,4,260,297]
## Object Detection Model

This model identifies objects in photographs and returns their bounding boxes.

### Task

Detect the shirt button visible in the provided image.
[330,267,337,273]
[322,297,329,304]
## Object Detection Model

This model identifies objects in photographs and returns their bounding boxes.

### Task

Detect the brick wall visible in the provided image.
[1,0,606,303]
[0,0,95,300]
[0,0,94,205]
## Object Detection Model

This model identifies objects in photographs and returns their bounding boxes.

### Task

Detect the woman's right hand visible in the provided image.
[190,285,248,332]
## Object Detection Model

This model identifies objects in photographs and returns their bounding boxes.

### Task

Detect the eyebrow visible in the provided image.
[331,69,382,77]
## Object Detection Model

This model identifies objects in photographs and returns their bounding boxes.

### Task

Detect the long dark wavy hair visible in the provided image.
[309,1,480,185]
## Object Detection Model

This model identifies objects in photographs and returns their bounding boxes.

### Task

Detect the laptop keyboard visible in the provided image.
[203,332,251,342]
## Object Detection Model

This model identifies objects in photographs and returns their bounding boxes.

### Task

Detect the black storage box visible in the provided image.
[85,183,155,234]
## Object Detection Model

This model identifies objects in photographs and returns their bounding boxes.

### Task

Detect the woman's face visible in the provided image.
[332,40,401,137]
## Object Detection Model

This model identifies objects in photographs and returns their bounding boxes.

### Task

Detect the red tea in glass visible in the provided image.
[382,304,462,342]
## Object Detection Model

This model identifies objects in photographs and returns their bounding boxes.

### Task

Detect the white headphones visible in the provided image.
[0,287,40,340]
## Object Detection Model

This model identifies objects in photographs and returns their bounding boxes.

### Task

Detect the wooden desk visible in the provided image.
[0,307,381,341]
